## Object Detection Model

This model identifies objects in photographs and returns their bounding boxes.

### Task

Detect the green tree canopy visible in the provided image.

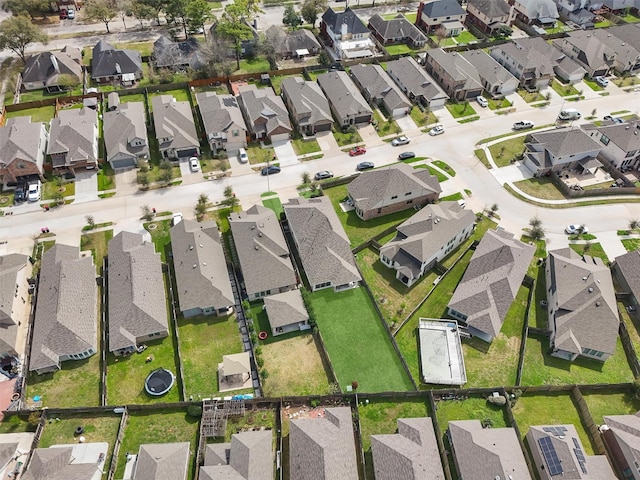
[282,4,302,29]
[3,0,50,20]
[84,0,119,33]
[0,16,48,63]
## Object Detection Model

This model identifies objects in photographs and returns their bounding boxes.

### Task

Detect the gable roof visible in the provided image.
[614,248,640,301]
[30,244,97,372]
[228,205,296,297]
[91,39,142,79]
[467,0,510,17]
[604,413,640,470]
[317,71,373,120]
[584,119,640,153]
[265,26,322,55]
[491,39,556,77]
[151,95,199,151]
[201,430,273,480]
[238,84,292,137]
[459,50,519,86]
[22,46,82,86]
[290,406,358,480]
[47,108,98,163]
[425,49,483,92]
[0,253,29,326]
[368,14,427,44]
[349,64,411,112]
[103,100,148,163]
[23,446,100,480]
[348,163,442,213]
[107,231,168,353]
[448,230,534,339]
[153,35,205,70]
[371,417,445,480]
[263,289,309,329]
[519,37,586,78]
[196,92,247,139]
[280,77,333,126]
[527,128,602,157]
[421,0,466,17]
[386,56,449,103]
[547,248,618,355]
[0,116,45,170]
[322,7,369,35]
[170,219,234,313]
[133,443,190,480]
[515,0,558,19]
[608,23,640,52]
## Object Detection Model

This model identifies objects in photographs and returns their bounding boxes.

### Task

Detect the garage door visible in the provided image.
[316,123,332,132]
[270,133,290,143]
[111,158,137,170]
[177,148,198,158]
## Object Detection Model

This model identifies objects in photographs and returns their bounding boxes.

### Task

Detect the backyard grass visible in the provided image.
[454,30,478,44]
[119,93,146,103]
[291,137,321,155]
[309,288,413,392]
[433,160,455,177]
[435,396,508,433]
[410,107,438,127]
[0,415,37,434]
[262,197,284,217]
[19,87,83,103]
[569,242,610,264]
[6,106,56,123]
[529,266,548,329]
[222,409,276,443]
[551,79,581,97]
[247,144,275,165]
[332,124,363,147]
[235,57,271,74]
[446,102,478,119]
[115,409,199,479]
[148,88,191,106]
[514,177,565,200]
[489,137,526,167]
[622,238,640,251]
[306,70,327,82]
[620,303,640,353]
[98,165,116,191]
[80,229,113,272]
[385,44,417,55]
[583,392,640,424]
[414,164,447,182]
[373,110,401,137]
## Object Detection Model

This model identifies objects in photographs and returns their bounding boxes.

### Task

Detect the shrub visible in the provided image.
[187,405,203,418]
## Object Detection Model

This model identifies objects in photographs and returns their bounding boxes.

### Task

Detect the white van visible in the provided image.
[558,109,581,121]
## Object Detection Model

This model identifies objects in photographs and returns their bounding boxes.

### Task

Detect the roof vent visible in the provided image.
[254,245,259,250]
[193,264,197,269]
[199,244,203,248]
[203,262,207,266]
[189,245,193,250]
[251,225,256,230]
[588,287,593,292]
[596,301,601,306]
[582,276,588,281]
[258,232,263,237]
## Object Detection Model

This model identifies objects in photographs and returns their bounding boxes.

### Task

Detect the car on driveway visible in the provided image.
[513,120,534,131]
[391,136,410,146]
[261,165,281,175]
[172,212,183,226]
[565,224,588,234]
[238,148,248,164]
[604,115,624,124]
[356,161,374,171]
[476,95,488,107]
[27,181,41,202]
[314,170,333,180]
[14,183,27,204]
[594,76,609,87]
[67,7,75,19]
[189,157,199,172]
[349,146,366,156]
[428,124,445,136]
[398,151,416,160]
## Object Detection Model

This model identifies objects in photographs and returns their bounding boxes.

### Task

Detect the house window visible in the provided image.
[407,199,413,204]
[600,135,610,146]
[315,282,331,289]
[626,150,637,158]
[405,192,411,196]
[391,195,398,199]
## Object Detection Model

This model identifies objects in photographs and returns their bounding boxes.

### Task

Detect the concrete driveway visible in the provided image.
[273,140,298,167]
[114,168,139,196]
[74,171,98,203]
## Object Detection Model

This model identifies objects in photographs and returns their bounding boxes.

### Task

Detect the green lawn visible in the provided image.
[514,177,565,200]
[119,93,146,103]
[410,107,438,127]
[433,160,455,177]
[332,125,363,147]
[551,79,581,97]
[0,415,37,434]
[475,148,491,169]
[436,396,508,433]
[489,137,526,167]
[148,88,191,107]
[446,102,478,119]
[247,144,275,165]
[235,57,271,74]
[373,110,401,137]
[622,239,640,251]
[80,229,113,271]
[569,243,610,264]
[488,98,513,110]
[308,288,413,392]
[385,44,420,55]
[262,197,284,217]
[42,179,75,201]
[19,87,83,103]
[414,164,447,182]
[143,219,172,262]
[518,90,546,103]
[115,41,154,56]
[620,302,640,353]
[98,164,116,191]
[583,392,640,424]
[291,137,321,155]
[529,266,548,329]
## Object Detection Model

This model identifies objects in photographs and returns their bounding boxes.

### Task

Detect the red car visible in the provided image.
[349,146,366,156]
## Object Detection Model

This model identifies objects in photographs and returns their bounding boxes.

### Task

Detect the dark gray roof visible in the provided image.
[368,14,427,44]
[0,254,29,353]
[0,117,46,171]
[103,100,149,163]
[238,85,292,137]
[371,418,445,480]
[322,7,369,35]
[614,248,640,301]
[201,430,273,480]
[22,46,82,87]
[47,108,98,163]
[387,57,449,103]
[133,443,190,480]
[280,77,333,127]
[263,289,309,329]
[317,71,373,121]
[151,95,199,152]
[196,92,247,140]
[448,230,534,340]
[527,128,602,157]
[265,26,321,56]
[284,197,362,289]
[153,35,205,70]
[170,219,234,313]
[547,248,618,356]
[91,39,142,79]
[107,231,168,353]
[290,407,358,480]
[349,64,411,112]
[421,0,465,17]
[228,205,296,297]
[553,30,615,72]
[459,50,519,86]
[23,446,99,480]
[30,244,97,372]
[425,49,483,92]
[467,0,510,18]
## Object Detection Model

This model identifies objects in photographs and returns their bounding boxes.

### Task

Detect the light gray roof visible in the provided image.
[133,443,190,480]
[547,248,618,355]
[348,163,441,213]
[107,231,168,353]
[604,413,640,468]
[47,108,98,163]
[490,39,556,78]
[280,77,333,127]
[467,0,510,18]
[380,202,475,283]
[284,197,362,289]
[322,7,369,35]
[586,119,640,153]
[349,64,411,112]
[614,248,640,301]
[387,57,449,103]
[449,420,531,479]
[0,254,28,354]
[371,417,445,480]
[0,117,46,172]
[448,230,534,340]
[103,100,149,163]
[514,0,558,19]
[151,95,199,151]
[22,46,82,87]
[608,23,640,52]
[528,128,602,157]
[516,37,586,78]
[229,205,296,297]
[290,406,358,480]
[238,84,292,138]
[425,49,483,92]
[459,50,519,87]
[586,28,640,69]
[23,446,98,480]
[223,352,251,376]
[368,14,427,44]
[30,244,97,372]
[263,289,309,329]
[201,430,273,480]
[170,219,234,313]
[196,92,248,141]
[91,39,142,79]
[421,0,466,17]
[316,71,373,121]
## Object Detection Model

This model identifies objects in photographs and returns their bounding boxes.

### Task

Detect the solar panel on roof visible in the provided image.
[572,437,581,448]
[539,437,563,476]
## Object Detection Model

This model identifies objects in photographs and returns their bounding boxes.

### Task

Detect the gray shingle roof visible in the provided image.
[290,406,358,480]
[153,35,205,70]
[349,64,411,113]
[421,0,466,17]
[587,120,640,152]
[490,39,556,78]
[547,248,618,356]
[265,26,321,56]
[281,77,333,128]
[133,443,190,480]
[103,100,149,163]
[229,205,296,298]
[604,413,640,467]
[23,446,99,480]
[30,244,97,373]
[22,46,82,87]
[263,289,309,330]
[459,50,519,87]
[614,248,640,301]
[151,95,199,152]
[322,7,369,35]
[201,430,273,480]
[425,49,483,92]
[284,197,362,289]
[0,116,45,173]
[386,57,449,103]
[371,417,445,480]
[608,23,640,52]
[316,71,373,121]
[467,0,510,18]
[449,420,531,479]
[238,84,292,138]
[448,229,534,340]
[514,0,558,19]
[368,14,427,44]
[528,128,602,157]
[91,39,142,79]
[47,108,98,164]
[517,37,586,78]
[107,231,168,353]
[170,219,234,314]
[0,254,28,354]
[196,92,247,141]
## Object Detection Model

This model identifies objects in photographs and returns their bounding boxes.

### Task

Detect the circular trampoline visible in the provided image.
[144,368,175,396]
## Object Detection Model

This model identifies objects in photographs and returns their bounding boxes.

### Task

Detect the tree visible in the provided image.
[186,0,212,37]
[529,217,542,228]
[495,25,513,38]
[0,16,48,64]
[630,219,640,231]
[137,0,165,25]
[4,0,50,20]
[138,171,149,188]
[489,203,499,217]
[159,160,174,184]
[84,0,119,33]
[86,215,96,229]
[258,31,279,70]
[529,225,545,241]
[583,241,592,254]
[282,4,302,29]
[57,73,81,92]
[301,172,311,185]
[195,193,211,220]
[216,0,256,70]
[300,0,326,28]
[317,50,331,66]
[116,0,133,30]
[130,0,156,28]
[165,0,189,37]
[141,205,154,221]
[222,185,239,207]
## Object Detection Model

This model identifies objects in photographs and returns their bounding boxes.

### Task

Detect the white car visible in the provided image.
[189,157,199,172]
[594,76,609,87]
[172,212,184,226]
[391,136,410,146]
[238,148,248,164]
[476,95,488,107]
[27,181,41,202]
[565,224,588,234]
[429,124,445,136]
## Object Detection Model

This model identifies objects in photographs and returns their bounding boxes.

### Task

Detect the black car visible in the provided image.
[356,161,374,171]
[261,165,281,176]
[398,152,416,160]
[13,183,27,203]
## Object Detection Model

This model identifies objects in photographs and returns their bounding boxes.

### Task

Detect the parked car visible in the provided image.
[189,157,199,172]
[27,181,41,202]
[59,9,67,19]
[604,115,624,124]
[391,136,410,146]
[172,212,183,226]
[513,120,534,131]
[398,151,416,160]
[349,146,366,156]
[14,183,27,204]
[261,165,281,175]
[66,7,75,19]
[428,124,445,136]
[238,148,248,164]
[565,224,588,234]
[476,95,488,107]
[314,170,333,180]
[356,161,374,171]
[557,109,581,121]
[594,76,609,87]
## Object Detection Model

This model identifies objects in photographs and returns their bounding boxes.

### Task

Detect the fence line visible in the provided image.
[428,392,454,480]
[515,278,535,386]
[100,257,108,406]
[503,387,537,479]
[164,261,187,402]
[572,385,606,455]
[107,407,128,480]
[618,317,640,379]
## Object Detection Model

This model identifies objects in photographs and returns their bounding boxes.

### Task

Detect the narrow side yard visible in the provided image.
[583,391,640,424]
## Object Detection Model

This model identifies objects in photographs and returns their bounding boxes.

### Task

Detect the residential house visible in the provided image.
[265,26,322,59]
[459,50,519,98]
[0,255,31,363]
[367,13,428,48]
[237,84,292,142]
[348,163,441,221]
[107,231,168,356]
[132,443,190,480]
[91,39,143,85]
[23,443,109,480]
[602,413,640,479]
[47,107,98,174]
[170,219,234,318]
[380,202,475,287]
[210,20,260,59]
[0,433,33,479]
[21,46,82,92]
[151,94,200,160]
[447,229,534,342]
[284,197,362,292]
[371,418,445,480]
[386,56,449,108]
[280,77,333,135]
[514,37,586,84]
[582,120,640,170]
[200,430,273,480]
[228,205,297,301]
[263,290,309,336]
[152,35,205,71]
[424,49,484,101]
[527,424,616,479]
[350,64,412,118]
[510,0,559,26]
[317,71,373,127]
[30,245,97,375]
[522,127,602,176]
[290,407,358,480]
[598,0,640,13]
[608,23,640,55]
[612,248,640,310]
[555,0,595,27]
[416,0,467,36]
[448,420,532,479]
[489,39,556,90]
[320,7,375,60]
[0,117,48,185]
[103,94,149,170]
[546,248,618,362]
[465,0,512,35]
[196,92,247,156]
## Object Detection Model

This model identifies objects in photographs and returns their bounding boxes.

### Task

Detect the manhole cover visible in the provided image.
[147,223,158,230]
